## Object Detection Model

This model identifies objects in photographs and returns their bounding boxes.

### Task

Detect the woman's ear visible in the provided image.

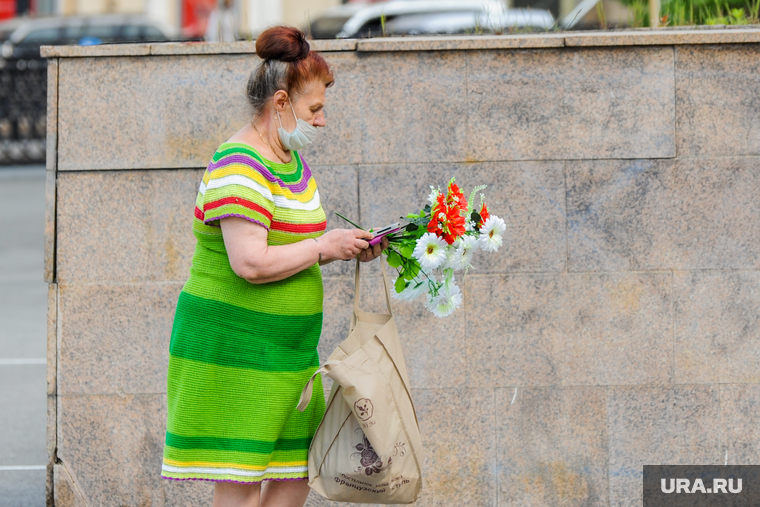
[273,90,289,112]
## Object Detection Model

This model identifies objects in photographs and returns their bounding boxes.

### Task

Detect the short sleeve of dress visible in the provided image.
[199,148,276,230]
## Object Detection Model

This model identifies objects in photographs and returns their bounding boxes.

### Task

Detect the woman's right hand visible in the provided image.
[321,228,373,261]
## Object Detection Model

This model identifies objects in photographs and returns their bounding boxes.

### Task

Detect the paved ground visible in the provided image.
[0,166,48,506]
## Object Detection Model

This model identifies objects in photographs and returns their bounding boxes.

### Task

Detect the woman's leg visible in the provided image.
[213,481,262,507]
[260,479,311,507]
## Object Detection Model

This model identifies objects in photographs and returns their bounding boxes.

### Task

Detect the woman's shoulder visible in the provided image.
[205,142,278,179]
[208,142,302,171]
[209,142,263,166]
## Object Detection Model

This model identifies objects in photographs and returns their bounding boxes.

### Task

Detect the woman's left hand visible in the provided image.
[358,236,389,262]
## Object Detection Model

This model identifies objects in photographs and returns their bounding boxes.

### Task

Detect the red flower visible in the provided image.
[478,203,490,228]
[428,197,467,245]
[442,207,466,244]
[445,182,467,213]
[427,181,470,244]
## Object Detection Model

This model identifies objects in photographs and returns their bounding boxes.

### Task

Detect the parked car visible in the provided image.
[309,0,555,39]
[0,15,171,60]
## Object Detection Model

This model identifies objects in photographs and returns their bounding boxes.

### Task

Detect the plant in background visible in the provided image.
[623,0,759,25]
[375,179,505,317]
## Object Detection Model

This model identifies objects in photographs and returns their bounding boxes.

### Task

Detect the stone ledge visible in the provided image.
[564,27,760,46]
[355,33,566,51]
[40,27,760,58]
[41,38,358,58]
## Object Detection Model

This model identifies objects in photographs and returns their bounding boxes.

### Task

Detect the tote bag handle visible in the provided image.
[353,257,394,316]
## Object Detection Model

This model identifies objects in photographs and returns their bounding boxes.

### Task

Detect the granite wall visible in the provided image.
[42,28,760,507]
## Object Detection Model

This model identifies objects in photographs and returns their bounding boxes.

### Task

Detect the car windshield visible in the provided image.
[19,27,61,44]
[15,21,167,47]
[310,15,352,39]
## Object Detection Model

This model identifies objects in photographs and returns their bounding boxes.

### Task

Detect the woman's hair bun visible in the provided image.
[255,26,310,63]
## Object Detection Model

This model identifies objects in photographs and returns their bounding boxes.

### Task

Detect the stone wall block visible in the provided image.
[560,272,673,386]
[53,464,88,507]
[46,394,56,507]
[466,272,672,387]
[44,170,57,283]
[46,58,58,172]
[358,162,566,276]
[466,274,564,387]
[57,283,182,395]
[676,44,760,157]
[567,159,674,272]
[466,47,675,161]
[350,51,468,165]
[668,157,760,270]
[568,158,760,272]
[305,52,365,167]
[674,271,760,384]
[497,386,609,507]
[720,383,760,465]
[607,386,722,507]
[45,58,58,282]
[57,55,255,170]
[56,170,202,283]
[56,394,167,507]
[413,388,497,507]
[314,164,359,278]
[47,283,57,395]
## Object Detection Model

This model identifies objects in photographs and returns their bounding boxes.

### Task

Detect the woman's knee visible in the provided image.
[213,481,262,507]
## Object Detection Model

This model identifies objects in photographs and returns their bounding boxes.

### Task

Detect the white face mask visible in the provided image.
[276,99,318,152]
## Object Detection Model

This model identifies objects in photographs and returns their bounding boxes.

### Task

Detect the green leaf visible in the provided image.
[386,249,403,268]
[399,242,414,258]
[394,276,407,293]
[471,211,482,224]
[402,260,421,280]
[405,223,419,232]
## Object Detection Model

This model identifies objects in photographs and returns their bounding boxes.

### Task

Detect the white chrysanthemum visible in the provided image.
[450,235,478,270]
[413,233,448,271]
[425,282,462,318]
[479,216,506,253]
[391,278,428,302]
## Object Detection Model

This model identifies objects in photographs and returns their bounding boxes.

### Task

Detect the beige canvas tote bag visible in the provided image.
[297,259,423,504]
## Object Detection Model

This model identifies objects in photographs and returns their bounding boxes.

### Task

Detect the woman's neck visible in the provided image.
[251,115,291,164]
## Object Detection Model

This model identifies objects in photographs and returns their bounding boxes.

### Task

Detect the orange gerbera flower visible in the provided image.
[478,202,490,228]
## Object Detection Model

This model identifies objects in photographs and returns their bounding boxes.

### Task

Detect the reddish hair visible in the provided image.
[253,26,334,100]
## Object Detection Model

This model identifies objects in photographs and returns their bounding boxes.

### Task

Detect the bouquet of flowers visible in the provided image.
[343,178,505,317]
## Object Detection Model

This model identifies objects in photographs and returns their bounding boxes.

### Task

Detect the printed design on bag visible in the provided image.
[350,429,407,476]
[352,434,390,475]
[354,398,374,421]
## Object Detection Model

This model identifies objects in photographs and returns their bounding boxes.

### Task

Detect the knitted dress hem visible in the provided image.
[160,477,308,484]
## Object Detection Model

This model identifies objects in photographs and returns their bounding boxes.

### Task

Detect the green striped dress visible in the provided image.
[161,143,327,483]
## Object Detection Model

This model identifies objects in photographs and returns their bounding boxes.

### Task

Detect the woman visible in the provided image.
[161,26,389,507]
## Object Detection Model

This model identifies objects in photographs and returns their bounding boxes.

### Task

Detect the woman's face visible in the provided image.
[279,80,327,132]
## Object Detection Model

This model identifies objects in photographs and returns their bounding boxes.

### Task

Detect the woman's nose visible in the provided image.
[313,111,326,127]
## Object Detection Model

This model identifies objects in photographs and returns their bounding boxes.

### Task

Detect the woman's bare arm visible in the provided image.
[220,217,373,284]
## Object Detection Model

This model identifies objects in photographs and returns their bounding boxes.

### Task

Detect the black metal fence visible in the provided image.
[0,58,47,164]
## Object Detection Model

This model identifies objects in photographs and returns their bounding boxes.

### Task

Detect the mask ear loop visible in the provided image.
[275,109,284,129]
[288,98,299,123]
